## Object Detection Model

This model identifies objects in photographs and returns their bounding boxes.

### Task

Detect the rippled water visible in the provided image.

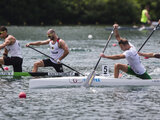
[0,26,160,120]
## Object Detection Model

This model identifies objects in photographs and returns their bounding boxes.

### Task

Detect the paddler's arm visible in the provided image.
[100,53,125,60]
[26,39,50,47]
[113,24,121,42]
[3,48,8,57]
[0,39,11,50]
[58,39,69,62]
[145,10,151,20]
[138,52,155,58]
[138,52,160,58]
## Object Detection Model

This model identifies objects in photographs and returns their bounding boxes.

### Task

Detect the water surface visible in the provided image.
[0,26,160,120]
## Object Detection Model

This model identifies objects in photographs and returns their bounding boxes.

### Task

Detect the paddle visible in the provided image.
[0,64,4,71]
[138,22,160,52]
[83,28,115,88]
[27,46,84,76]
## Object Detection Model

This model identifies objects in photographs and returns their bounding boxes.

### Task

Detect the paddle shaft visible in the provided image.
[138,23,159,52]
[0,64,4,71]
[94,28,115,70]
[28,46,84,76]
[83,28,115,88]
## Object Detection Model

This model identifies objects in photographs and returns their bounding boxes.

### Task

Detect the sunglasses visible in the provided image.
[0,31,4,35]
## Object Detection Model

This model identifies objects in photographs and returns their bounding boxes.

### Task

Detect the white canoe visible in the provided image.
[29,76,160,89]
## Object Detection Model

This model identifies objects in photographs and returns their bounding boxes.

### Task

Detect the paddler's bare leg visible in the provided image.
[114,63,128,78]
[32,60,44,72]
[0,57,4,64]
[0,57,5,71]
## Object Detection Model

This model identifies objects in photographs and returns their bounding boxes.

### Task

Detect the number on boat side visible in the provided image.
[0,72,13,75]
[102,65,109,76]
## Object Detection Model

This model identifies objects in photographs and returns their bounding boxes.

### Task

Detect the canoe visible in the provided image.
[105,26,160,31]
[0,71,79,77]
[29,76,160,89]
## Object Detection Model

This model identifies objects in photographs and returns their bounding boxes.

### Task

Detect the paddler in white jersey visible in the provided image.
[26,29,69,72]
[0,26,23,72]
[100,24,151,79]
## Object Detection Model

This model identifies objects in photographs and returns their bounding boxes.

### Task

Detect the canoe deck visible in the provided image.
[29,76,160,89]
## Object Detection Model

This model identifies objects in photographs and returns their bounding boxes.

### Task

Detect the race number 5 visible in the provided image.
[102,65,109,76]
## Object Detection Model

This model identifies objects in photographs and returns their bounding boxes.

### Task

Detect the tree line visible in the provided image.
[0,0,159,25]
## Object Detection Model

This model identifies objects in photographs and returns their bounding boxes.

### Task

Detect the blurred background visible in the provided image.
[0,0,159,26]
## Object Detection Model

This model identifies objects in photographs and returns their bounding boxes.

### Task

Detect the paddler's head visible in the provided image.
[47,29,55,40]
[118,38,130,51]
[145,5,149,11]
[0,26,8,39]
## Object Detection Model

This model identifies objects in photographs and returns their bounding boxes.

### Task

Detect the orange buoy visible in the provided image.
[19,92,26,98]
[144,57,149,59]
[112,43,117,47]
[4,67,9,71]
[118,73,123,78]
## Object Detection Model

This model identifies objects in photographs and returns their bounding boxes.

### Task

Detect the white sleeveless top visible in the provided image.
[5,40,22,58]
[49,39,64,63]
[123,43,146,75]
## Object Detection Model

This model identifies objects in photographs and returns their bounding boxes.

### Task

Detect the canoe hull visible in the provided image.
[29,76,160,89]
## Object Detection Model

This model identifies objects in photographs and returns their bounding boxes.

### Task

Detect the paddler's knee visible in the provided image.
[114,63,121,69]
[34,61,44,67]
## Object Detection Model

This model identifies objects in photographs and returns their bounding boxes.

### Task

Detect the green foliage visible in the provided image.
[0,0,159,25]
[102,0,140,24]
[136,0,160,20]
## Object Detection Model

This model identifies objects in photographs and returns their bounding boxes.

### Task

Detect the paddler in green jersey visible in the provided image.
[140,6,151,25]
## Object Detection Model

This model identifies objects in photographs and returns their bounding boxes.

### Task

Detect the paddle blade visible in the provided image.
[83,71,96,88]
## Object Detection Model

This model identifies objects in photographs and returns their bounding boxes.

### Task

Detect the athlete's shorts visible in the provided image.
[141,22,147,26]
[4,57,23,72]
[127,66,151,79]
[43,59,63,72]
